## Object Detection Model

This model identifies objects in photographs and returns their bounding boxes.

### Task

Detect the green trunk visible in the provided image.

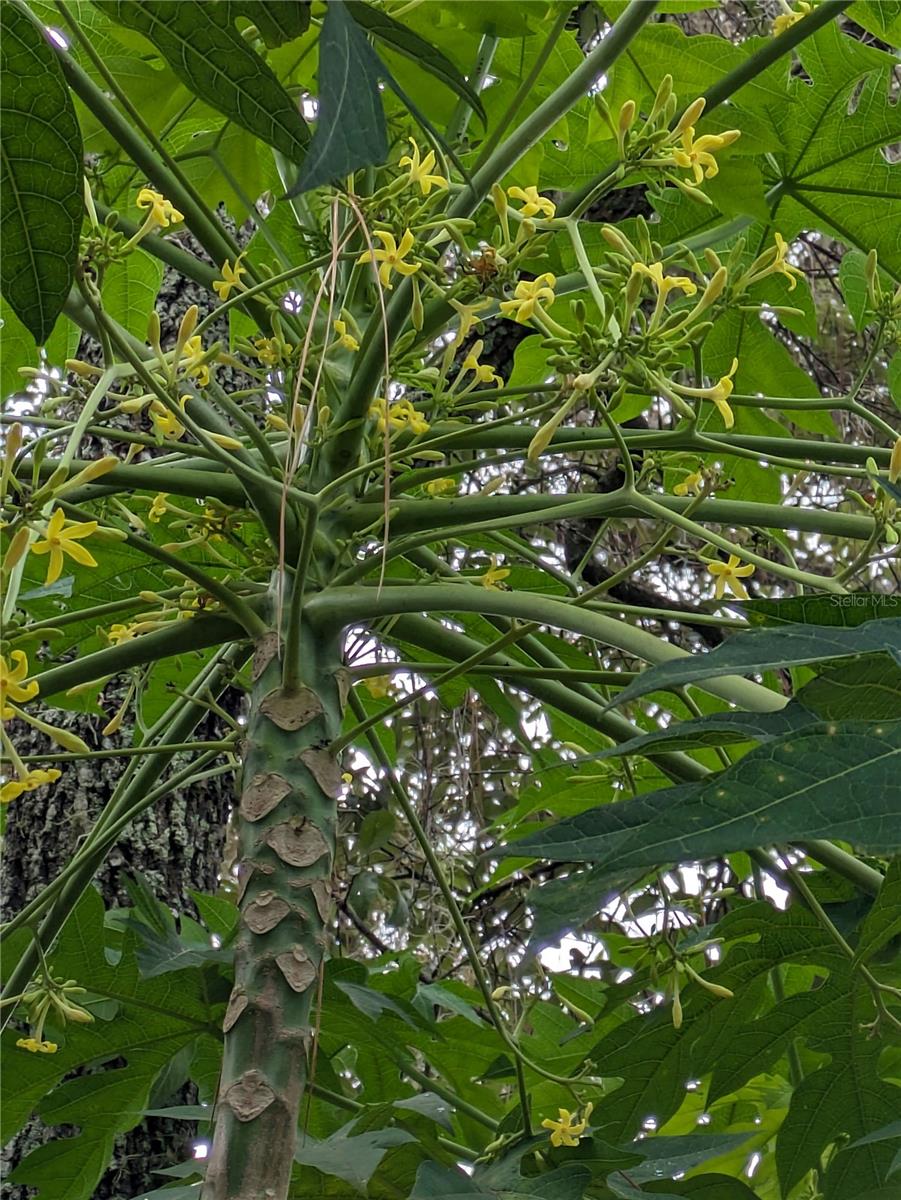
[203,610,346,1200]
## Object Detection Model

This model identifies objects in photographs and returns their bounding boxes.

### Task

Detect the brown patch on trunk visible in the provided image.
[221,1070,276,1122]
[309,878,332,921]
[240,772,291,822]
[252,631,280,680]
[236,859,275,902]
[265,820,329,868]
[222,989,248,1033]
[260,687,323,731]
[299,748,342,798]
[244,892,293,934]
[275,946,317,993]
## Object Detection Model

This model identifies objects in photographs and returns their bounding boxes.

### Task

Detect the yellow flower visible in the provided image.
[632,261,697,299]
[399,139,447,196]
[541,1102,593,1148]
[108,624,136,645]
[772,233,803,292]
[449,298,490,348]
[333,319,359,352]
[135,187,184,230]
[31,508,98,585]
[212,255,247,302]
[707,554,755,600]
[149,395,189,441]
[709,358,739,429]
[673,126,740,185]
[425,477,457,497]
[358,229,420,289]
[1,650,39,718]
[181,335,211,386]
[479,554,510,589]
[461,340,502,386]
[370,397,429,436]
[499,273,556,324]
[362,675,392,699]
[16,1037,58,1054]
[254,336,291,368]
[507,185,556,220]
[674,471,703,497]
[773,1,811,36]
[1,766,62,804]
[148,493,169,523]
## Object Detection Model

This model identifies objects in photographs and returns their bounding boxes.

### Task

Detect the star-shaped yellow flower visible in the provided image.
[461,340,502,386]
[773,1,811,36]
[333,319,359,352]
[1,651,39,718]
[674,471,703,497]
[369,397,429,436]
[31,508,98,585]
[212,255,247,301]
[499,274,556,324]
[708,358,739,429]
[1,766,62,805]
[425,477,457,497]
[479,554,510,589]
[16,1037,58,1054]
[707,554,755,600]
[541,1102,593,1148]
[507,185,556,220]
[632,261,697,298]
[399,139,448,196]
[772,233,804,292]
[181,336,211,386]
[136,187,184,230]
[149,395,189,441]
[148,493,170,522]
[673,127,740,185]
[358,229,420,289]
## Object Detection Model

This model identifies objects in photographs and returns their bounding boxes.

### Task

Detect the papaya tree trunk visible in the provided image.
[203,608,346,1200]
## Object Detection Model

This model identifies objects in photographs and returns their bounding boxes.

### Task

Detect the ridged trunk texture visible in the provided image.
[203,616,345,1200]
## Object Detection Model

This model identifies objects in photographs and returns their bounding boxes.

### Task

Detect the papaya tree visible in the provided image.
[1,2,900,1199]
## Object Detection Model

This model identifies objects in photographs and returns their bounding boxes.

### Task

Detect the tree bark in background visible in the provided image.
[2,222,242,1200]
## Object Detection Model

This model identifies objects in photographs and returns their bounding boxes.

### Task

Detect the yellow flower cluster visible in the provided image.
[399,139,448,196]
[773,1,811,36]
[369,397,429,436]
[1,766,62,806]
[1,650,39,718]
[358,229,419,289]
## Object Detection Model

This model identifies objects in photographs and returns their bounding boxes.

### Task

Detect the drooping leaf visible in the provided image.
[286,0,388,195]
[292,1121,416,1192]
[606,618,901,709]
[345,0,485,122]
[96,1,310,164]
[0,2,83,343]
[504,721,901,870]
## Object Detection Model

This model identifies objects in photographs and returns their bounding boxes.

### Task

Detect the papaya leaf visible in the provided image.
[95,0,310,164]
[286,0,388,195]
[0,2,83,343]
[504,721,901,868]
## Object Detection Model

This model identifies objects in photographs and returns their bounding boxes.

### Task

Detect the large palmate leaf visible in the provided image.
[607,617,901,709]
[758,23,901,274]
[287,0,388,195]
[96,0,310,164]
[0,2,83,343]
[3,890,219,1200]
[505,721,901,869]
[226,0,311,48]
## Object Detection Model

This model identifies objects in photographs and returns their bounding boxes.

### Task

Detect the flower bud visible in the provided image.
[2,526,30,572]
[675,96,705,134]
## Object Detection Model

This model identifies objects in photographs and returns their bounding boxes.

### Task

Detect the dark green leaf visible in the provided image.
[96,1,310,164]
[358,808,397,856]
[505,722,901,868]
[286,0,388,195]
[412,1162,490,1198]
[607,618,901,709]
[226,0,310,48]
[0,2,83,343]
[643,1177,760,1198]
[854,860,901,965]
[798,653,901,721]
[292,1122,416,1191]
[737,593,901,627]
[345,0,485,122]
